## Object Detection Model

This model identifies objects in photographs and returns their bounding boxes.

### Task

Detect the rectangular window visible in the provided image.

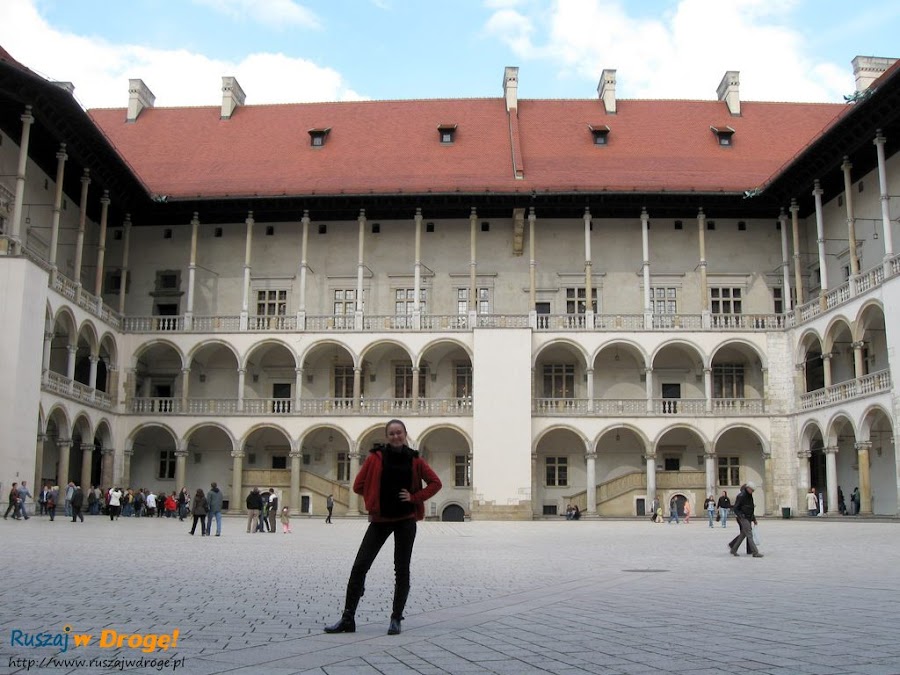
[718,456,740,486]
[454,363,473,398]
[713,364,745,398]
[334,365,355,398]
[333,289,360,315]
[394,288,427,315]
[457,287,491,315]
[543,504,558,516]
[337,452,350,482]
[271,455,287,469]
[710,287,742,314]
[454,454,471,487]
[651,287,677,314]
[542,364,575,398]
[565,287,597,314]
[545,457,568,487]
[256,289,287,316]
[773,286,797,313]
[394,365,427,399]
[664,456,680,471]
[157,450,176,479]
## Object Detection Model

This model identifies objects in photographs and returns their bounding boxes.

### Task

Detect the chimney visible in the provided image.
[127,79,155,122]
[852,56,898,92]
[597,69,617,114]
[716,71,740,116]
[221,76,246,119]
[503,66,519,113]
[52,81,75,95]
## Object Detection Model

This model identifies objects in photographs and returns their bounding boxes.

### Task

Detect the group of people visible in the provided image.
[806,486,861,516]
[244,487,288,533]
[564,504,581,520]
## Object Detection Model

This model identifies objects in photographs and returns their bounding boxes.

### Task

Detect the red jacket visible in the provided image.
[354,448,442,522]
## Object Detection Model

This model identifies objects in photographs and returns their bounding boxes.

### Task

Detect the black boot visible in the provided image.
[324,611,355,634]
[387,616,402,635]
[388,583,409,635]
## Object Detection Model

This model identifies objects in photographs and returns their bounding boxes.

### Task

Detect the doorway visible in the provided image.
[272,383,292,413]
[661,383,681,413]
[442,504,465,522]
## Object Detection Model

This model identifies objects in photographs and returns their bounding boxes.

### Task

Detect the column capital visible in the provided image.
[100,190,110,207]
[414,206,423,221]
[81,443,94,453]
[101,447,115,456]
[703,367,712,374]
[301,209,310,225]
[245,210,254,225]
[812,179,823,196]
[89,354,100,364]
[795,362,807,371]
[238,367,246,374]
[80,167,91,186]
[57,438,72,448]
[528,205,536,219]
[821,352,833,361]
[778,208,788,222]
[855,441,872,452]
[841,156,852,171]
[36,433,48,443]
[21,104,34,123]
[704,450,716,459]
[67,344,78,354]
[824,445,839,455]
[181,366,190,374]
[874,129,886,145]
[761,450,772,460]
[190,211,200,227]
[56,142,68,161]
[797,449,811,459]
[789,198,799,214]
[643,367,653,374]
[174,450,189,458]
[585,452,597,461]
[585,367,594,375]
[643,452,657,462]
[357,208,366,223]
[123,448,134,457]
[289,450,303,459]
[231,450,245,459]
[295,366,303,374]
[851,340,865,349]
[469,206,477,219]
[44,331,55,341]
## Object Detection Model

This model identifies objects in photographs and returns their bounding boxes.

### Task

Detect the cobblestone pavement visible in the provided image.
[1,514,899,675]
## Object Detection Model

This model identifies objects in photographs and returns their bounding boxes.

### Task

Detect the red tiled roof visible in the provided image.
[88,96,844,200]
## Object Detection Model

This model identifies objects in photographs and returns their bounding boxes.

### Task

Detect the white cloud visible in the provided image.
[484,0,855,102]
[0,0,363,108]
[192,0,321,30]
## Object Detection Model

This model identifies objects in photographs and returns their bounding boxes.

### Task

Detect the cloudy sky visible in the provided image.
[0,0,898,109]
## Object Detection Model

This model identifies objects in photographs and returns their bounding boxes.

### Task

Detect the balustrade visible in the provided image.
[247,315,296,331]
[654,314,703,329]
[799,369,891,410]
[711,398,765,414]
[121,316,184,332]
[190,315,240,332]
[652,398,706,415]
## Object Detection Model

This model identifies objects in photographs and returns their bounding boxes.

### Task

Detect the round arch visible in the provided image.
[532,424,589,452]
[825,413,857,447]
[532,338,589,369]
[650,339,707,368]
[94,419,115,448]
[822,315,854,353]
[712,424,770,455]
[53,306,78,341]
[795,328,824,363]
[859,403,894,440]
[298,339,359,368]
[242,338,300,371]
[356,422,418,450]
[593,423,651,453]
[131,339,186,370]
[359,339,415,365]
[126,422,179,448]
[653,424,710,451]
[799,419,826,448]
[71,413,94,444]
[710,338,768,370]
[77,320,100,356]
[45,404,72,438]
[416,337,474,366]
[299,424,354,450]
[591,339,650,369]
[98,332,118,366]
[853,299,886,341]
[184,422,237,452]
[240,423,295,450]
[440,502,467,522]
[417,423,473,451]
[187,339,241,366]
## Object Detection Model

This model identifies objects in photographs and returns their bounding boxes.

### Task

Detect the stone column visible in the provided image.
[822,353,833,388]
[763,452,775,516]
[88,355,99,392]
[779,209,792,309]
[641,208,652,322]
[73,169,91,296]
[80,443,93,493]
[237,368,245,412]
[174,447,188,492]
[412,367,420,410]
[697,208,709,313]
[66,344,77,382]
[585,451,597,515]
[812,181,828,309]
[352,366,362,410]
[469,207,477,314]
[874,131,894,265]
[290,449,302,515]
[185,212,200,329]
[9,105,34,255]
[118,215,131,316]
[231,450,244,513]
[852,341,866,379]
[41,331,53,382]
[180,368,190,412]
[298,210,310,327]
[100,448,115,489]
[57,438,72,487]
[797,449,811,510]
[586,368,594,412]
[48,143,67,283]
[583,207,593,319]
[122,448,133,488]
[107,366,119,404]
[531,451,540,518]
[413,208,423,325]
[347,447,361,515]
[356,209,366,330]
[856,441,873,515]
[295,368,303,409]
[528,207,537,312]
[645,452,657,507]
[790,199,804,306]
[94,191,110,297]
[704,449,716,498]
[704,367,713,413]
[645,367,654,413]
[841,158,860,291]
[824,445,839,515]
[240,211,254,330]
[34,434,46,493]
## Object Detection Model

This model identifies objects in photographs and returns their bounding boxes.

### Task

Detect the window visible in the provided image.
[566,287,597,314]
[651,287,677,314]
[158,273,178,289]
[318,224,327,234]
[710,126,735,146]
[256,290,287,316]
[718,456,740,486]
[542,364,575,398]
[395,288,427,315]
[664,456,680,471]
[371,223,380,234]
[334,365,355,398]
[738,221,747,231]
[105,270,130,295]
[546,457,568,487]
[309,128,330,147]
[454,455,471,487]
[271,456,287,469]
[265,225,275,236]
[543,504,558,516]
[158,450,176,479]
[589,124,610,145]
[337,452,351,482]
[707,220,716,230]
[113,229,123,240]
[214,227,223,238]
[394,365,427,399]
[333,289,361,315]
[710,287,741,314]
[481,222,490,232]
[426,222,435,233]
[438,124,457,144]
[457,287,491,315]
[773,286,796,313]
[713,364,745,398]
[674,220,683,230]
[163,228,173,239]
[454,363,472,398]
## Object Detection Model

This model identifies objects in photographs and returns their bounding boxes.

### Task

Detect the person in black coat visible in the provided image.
[727,483,762,557]
[70,485,85,523]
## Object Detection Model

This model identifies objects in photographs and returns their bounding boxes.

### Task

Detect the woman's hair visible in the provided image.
[195,488,204,498]
[385,419,407,435]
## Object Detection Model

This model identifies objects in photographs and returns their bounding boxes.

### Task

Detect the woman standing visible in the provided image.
[704,495,717,528]
[325,419,442,636]
[717,491,732,528]
[189,488,208,536]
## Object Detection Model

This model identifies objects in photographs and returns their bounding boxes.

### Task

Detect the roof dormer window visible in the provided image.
[308,127,331,147]
[438,123,457,144]
[710,125,735,147]
[588,124,610,146]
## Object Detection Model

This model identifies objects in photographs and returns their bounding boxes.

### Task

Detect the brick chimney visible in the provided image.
[852,56,898,92]
[716,71,740,116]
[127,79,155,122]
[597,69,616,114]
[503,66,519,114]
[221,76,246,119]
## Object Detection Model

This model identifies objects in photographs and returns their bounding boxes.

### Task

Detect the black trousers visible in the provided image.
[345,519,417,619]
[71,507,83,522]
[728,516,758,555]
[190,514,207,535]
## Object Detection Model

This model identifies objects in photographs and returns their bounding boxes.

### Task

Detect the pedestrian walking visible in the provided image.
[64,482,74,517]
[16,481,32,520]
[267,489,278,533]
[705,495,717,528]
[47,486,58,521]
[178,488,189,521]
[325,419,442,636]
[70,485,85,523]
[190,488,209,536]
[668,496,679,524]
[683,499,691,524]
[281,506,292,534]
[246,487,263,533]
[806,487,818,517]
[717,490,732,528]
[206,482,223,536]
[326,494,334,524]
[727,482,763,557]
[4,482,21,520]
[851,487,860,515]
[838,486,847,515]
[108,487,123,520]
[39,485,51,516]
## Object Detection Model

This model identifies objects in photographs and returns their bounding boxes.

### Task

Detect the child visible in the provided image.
[280,506,292,534]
